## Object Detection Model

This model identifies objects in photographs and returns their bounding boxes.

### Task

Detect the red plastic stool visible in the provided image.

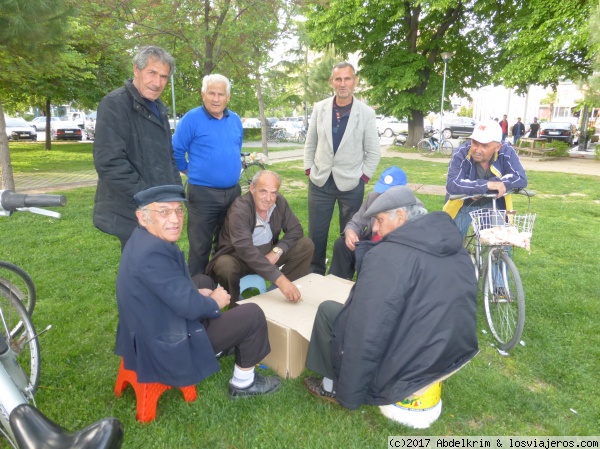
[114,358,197,423]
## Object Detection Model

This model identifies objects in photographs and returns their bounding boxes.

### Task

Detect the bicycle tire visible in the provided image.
[239,162,266,193]
[0,282,41,397]
[482,249,525,351]
[417,139,434,155]
[464,230,481,282]
[440,139,454,156]
[0,261,36,316]
[296,132,306,144]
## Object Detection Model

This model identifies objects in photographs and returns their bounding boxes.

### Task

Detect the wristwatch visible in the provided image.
[272,246,283,256]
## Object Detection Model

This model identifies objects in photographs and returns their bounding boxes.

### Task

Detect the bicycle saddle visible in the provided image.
[9,404,124,449]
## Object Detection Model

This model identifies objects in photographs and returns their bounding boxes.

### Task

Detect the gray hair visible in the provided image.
[137,206,154,224]
[331,62,356,78]
[386,205,428,221]
[202,74,231,95]
[251,170,281,187]
[133,46,175,77]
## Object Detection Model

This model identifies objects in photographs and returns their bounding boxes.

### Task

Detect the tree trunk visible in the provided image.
[45,98,52,151]
[407,111,425,147]
[253,49,268,156]
[0,100,16,190]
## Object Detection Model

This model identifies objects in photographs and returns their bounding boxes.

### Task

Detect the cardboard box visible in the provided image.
[244,273,354,379]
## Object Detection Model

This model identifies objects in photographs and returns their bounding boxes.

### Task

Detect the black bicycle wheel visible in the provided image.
[482,249,525,351]
[0,261,36,316]
[239,162,266,193]
[0,283,41,397]
[417,139,434,155]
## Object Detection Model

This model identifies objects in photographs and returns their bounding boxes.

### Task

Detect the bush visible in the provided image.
[243,128,262,141]
[545,141,570,157]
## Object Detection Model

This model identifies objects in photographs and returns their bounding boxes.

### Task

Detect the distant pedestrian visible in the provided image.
[303,62,380,275]
[525,117,540,138]
[93,46,182,251]
[512,117,525,146]
[499,115,509,143]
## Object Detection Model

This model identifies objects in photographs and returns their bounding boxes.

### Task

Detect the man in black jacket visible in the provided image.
[93,46,182,250]
[304,186,478,427]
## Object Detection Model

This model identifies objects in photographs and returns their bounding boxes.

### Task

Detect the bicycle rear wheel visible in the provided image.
[0,261,36,316]
[417,140,434,155]
[0,283,41,397]
[440,139,454,156]
[239,162,266,193]
[482,249,525,351]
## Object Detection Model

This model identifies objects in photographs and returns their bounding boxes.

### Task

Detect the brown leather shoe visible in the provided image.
[304,377,337,404]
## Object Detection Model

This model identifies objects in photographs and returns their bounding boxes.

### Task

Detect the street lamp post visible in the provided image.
[439,52,453,138]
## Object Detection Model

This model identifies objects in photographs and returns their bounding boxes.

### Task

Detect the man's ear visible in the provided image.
[396,209,408,227]
[136,209,147,227]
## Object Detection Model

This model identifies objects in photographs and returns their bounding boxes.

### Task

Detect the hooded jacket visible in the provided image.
[331,211,479,409]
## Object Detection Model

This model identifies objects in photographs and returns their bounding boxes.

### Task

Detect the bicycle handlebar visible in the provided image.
[448,188,536,201]
[0,190,66,217]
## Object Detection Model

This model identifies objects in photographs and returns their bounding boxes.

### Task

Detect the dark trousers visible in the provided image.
[187,183,241,277]
[305,300,344,380]
[209,237,314,305]
[193,274,270,368]
[308,177,364,275]
[328,236,358,280]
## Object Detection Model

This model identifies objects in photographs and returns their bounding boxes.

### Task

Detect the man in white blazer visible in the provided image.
[304,62,380,275]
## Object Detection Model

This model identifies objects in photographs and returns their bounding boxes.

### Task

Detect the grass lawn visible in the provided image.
[1,143,599,448]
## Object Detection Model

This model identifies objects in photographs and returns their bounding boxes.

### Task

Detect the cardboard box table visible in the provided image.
[244,273,353,379]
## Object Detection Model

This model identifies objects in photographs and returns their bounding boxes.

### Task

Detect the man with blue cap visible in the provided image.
[329,166,408,280]
[115,185,281,399]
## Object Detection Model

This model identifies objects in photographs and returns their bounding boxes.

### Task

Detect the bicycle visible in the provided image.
[0,190,123,449]
[239,152,266,193]
[0,261,36,317]
[448,189,536,352]
[417,131,453,156]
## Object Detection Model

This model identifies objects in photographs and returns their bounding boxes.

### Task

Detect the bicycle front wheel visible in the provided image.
[239,162,265,193]
[417,140,434,155]
[0,283,41,397]
[482,249,525,351]
[0,261,36,316]
[440,139,454,156]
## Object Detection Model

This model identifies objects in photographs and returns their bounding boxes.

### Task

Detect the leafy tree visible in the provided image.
[303,0,501,145]
[0,0,72,189]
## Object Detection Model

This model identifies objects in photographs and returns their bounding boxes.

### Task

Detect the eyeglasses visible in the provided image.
[146,207,185,218]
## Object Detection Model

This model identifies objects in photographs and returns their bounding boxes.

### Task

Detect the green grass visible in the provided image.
[1,144,599,447]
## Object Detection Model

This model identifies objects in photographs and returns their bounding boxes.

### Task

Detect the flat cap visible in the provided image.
[133,185,186,207]
[364,186,418,218]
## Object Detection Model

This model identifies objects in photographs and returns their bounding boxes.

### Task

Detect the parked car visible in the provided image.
[539,121,579,145]
[4,117,37,141]
[441,117,477,139]
[29,116,62,132]
[267,117,279,127]
[242,118,261,128]
[377,117,408,137]
[272,121,304,137]
[51,120,83,141]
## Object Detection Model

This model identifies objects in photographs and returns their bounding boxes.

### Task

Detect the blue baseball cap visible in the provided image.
[374,166,408,193]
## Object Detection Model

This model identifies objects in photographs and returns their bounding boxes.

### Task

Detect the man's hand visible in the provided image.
[265,251,281,265]
[274,275,302,303]
[487,180,507,198]
[344,229,360,251]
[209,286,231,309]
[198,288,213,297]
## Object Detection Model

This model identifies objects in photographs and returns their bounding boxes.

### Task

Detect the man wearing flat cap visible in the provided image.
[303,186,478,427]
[115,185,281,399]
[444,119,528,238]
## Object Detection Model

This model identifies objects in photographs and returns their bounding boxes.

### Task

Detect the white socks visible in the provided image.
[230,365,255,389]
[322,377,335,393]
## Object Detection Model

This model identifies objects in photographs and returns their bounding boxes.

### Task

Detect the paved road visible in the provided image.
[14,138,599,194]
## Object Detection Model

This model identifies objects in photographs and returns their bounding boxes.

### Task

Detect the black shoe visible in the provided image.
[228,373,281,399]
[304,376,337,403]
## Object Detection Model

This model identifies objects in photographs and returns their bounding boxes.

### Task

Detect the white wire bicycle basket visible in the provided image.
[469,209,536,250]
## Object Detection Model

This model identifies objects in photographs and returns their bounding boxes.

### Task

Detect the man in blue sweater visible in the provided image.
[173,74,244,277]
